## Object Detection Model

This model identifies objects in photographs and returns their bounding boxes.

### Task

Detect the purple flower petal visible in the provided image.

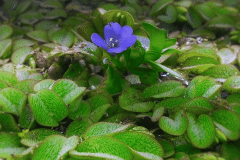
[104,22,121,40]
[120,25,133,39]
[107,47,126,55]
[121,35,137,48]
[91,33,107,50]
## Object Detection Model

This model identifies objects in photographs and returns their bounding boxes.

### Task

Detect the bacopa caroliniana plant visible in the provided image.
[91,22,137,55]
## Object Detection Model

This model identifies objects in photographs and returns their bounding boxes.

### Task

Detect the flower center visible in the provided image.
[106,37,120,48]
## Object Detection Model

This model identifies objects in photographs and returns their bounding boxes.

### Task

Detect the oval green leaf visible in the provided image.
[211,110,240,140]
[187,113,215,149]
[33,79,55,92]
[159,110,188,136]
[11,46,34,64]
[28,89,68,127]
[83,122,133,140]
[32,135,79,160]
[27,30,49,42]
[111,131,163,160]
[52,79,86,105]
[223,76,240,93]
[21,128,62,147]
[0,71,18,86]
[143,80,184,98]
[0,25,13,40]
[0,87,27,115]
[0,113,20,132]
[0,39,12,59]
[70,136,133,160]
[66,119,93,137]
[52,29,75,47]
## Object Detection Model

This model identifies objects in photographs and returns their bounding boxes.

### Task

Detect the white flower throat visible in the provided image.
[106,37,120,48]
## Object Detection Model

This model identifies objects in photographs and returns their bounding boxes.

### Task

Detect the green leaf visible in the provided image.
[102,10,135,27]
[202,64,239,80]
[19,105,36,129]
[171,152,190,160]
[195,4,216,21]
[226,94,240,105]
[52,29,75,47]
[66,119,93,137]
[0,80,8,90]
[0,132,26,158]
[70,136,133,160]
[143,80,184,98]
[83,122,133,140]
[29,73,44,80]
[0,25,13,40]
[119,87,155,112]
[138,69,158,85]
[178,47,219,64]
[111,132,163,159]
[150,0,173,16]
[207,16,235,28]
[157,5,177,23]
[0,113,20,132]
[172,136,201,154]
[88,75,103,90]
[13,79,39,94]
[28,89,68,127]
[189,152,222,160]
[0,88,27,115]
[189,28,216,39]
[0,71,18,86]
[0,39,12,59]
[187,113,215,148]
[164,38,177,48]
[104,112,136,123]
[63,62,84,80]
[158,139,175,158]
[19,12,43,25]
[21,129,61,147]
[52,79,86,105]
[217,48,237,64]
[142,23,166,61]
[87,91,114,110]
[68,100,91,120]
[174,97,214,115]
[89,104,111,123]
[128,48,144,67]
[36,20,58,30]
[221,143,240,160]
[147,60,185,79]
[13,39,36,51]
[186,7,202,29]
[32,135,79,160]
[184,76,221,98]
[181,56,219,74]
[33,79,55,92]
[77,21,97,42]
[45,9,67,19]
[16,1,32,14]
[11,46,34,64]
[26,30,49,42]
[102,65,122,94]
[223,76,240,93]
[156,97,191,109]
[151,106,165,122]
[159,110,188,136]
[41,0,63,8]
[211,110,240,140]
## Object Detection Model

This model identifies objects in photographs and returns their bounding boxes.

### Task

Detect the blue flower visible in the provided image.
[91,22,137,55]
